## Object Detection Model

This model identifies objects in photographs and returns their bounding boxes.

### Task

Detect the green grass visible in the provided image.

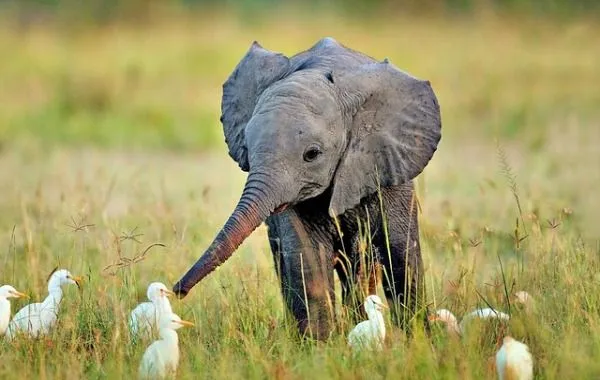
[0,8,599,380]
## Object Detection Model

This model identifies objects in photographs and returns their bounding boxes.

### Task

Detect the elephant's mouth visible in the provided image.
[273,203,289,214]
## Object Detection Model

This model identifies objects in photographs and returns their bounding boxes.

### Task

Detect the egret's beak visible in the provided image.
[69,275,84,289]
[427,315,439,322]
[162,289,176,297]
[175,320,195,327]
[376,301,388,309]
[10,290,28,299]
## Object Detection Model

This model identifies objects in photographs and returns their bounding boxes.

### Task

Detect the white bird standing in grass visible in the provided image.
[495,336,533,380]
[513,291,535,312]
[5,269,82,340]
[129,282,175,340]
[429,307,511,335]
[138,312,194,380]
[0,285,28,335]
[514,291,532,304]
[347,295,387,352]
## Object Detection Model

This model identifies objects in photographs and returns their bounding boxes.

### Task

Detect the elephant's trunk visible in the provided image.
[173,173,281,298]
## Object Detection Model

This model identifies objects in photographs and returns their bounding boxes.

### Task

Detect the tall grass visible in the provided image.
[0,136,598,378]
[0,8,598,380]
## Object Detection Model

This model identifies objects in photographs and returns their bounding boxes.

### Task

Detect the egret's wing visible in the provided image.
[347,323,361,345]
[139,341,166,379]
[347,321,373,351]
[460,307,510,331]
[157,297,173,316]
[466,307,510,320]
[347,328,357,346]
[38,303,59,335]
[138,346,154,379]
[507,341,534,380]
[130,302,156,340]
[495,345,507,380]
[12,302,40,321]
[6,302,44,339]
[479,308,510,320]
[138,345,153,379]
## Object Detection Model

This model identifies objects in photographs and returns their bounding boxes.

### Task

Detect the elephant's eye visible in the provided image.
[303,145,322,162]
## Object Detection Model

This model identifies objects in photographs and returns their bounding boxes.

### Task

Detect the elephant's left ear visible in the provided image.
[329,60,442,216]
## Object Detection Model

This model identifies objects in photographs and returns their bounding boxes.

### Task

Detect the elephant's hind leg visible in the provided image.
[368,262,382,295]
[376,185,428,332]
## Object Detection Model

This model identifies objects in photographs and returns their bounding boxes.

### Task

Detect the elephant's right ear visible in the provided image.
[221,42,290,171]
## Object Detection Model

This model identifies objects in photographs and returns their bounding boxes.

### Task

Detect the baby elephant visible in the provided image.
[174,37,442,340]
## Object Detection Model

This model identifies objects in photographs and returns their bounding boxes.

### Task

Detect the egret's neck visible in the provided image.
[0,297,9,312]
[448,320,461,335]
[367,309,385,334]
[159,328,179,346]
[0,297,10,320]
[43,287,63,309]
[0,297,10,334]
[48,276,63,292]
[156,297,173,314]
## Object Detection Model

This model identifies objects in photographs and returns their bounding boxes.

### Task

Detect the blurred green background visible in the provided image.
[0,0,598,151]
[1,0,598,236]
[0,1,598,234]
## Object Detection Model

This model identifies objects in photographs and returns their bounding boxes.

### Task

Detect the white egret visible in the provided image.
[429,307,510,336]
[5,269,82,340]
[495,336,533,380]
[129,282,175,340]
[514,291,531,304]
[428,308,461,335]
[0,285,28,335]
[347,294,387,352]
[513,291,535,312]
[138,312,194,379]
[459,307,510,331]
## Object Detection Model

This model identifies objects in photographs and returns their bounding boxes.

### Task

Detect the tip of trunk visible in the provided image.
[173,283,189,299]
[172,176,278,297]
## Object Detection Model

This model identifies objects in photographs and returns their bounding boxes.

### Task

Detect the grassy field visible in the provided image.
[0,8,599,379]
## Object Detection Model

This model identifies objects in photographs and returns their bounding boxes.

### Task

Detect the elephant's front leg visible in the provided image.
[266,211,336,340]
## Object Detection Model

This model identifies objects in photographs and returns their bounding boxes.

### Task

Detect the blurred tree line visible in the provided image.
[0,0,597,27]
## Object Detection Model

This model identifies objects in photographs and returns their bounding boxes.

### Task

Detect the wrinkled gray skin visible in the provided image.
[173,37,442,340]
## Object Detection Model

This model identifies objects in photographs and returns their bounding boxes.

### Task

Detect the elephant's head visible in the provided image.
[173,37,441,297]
